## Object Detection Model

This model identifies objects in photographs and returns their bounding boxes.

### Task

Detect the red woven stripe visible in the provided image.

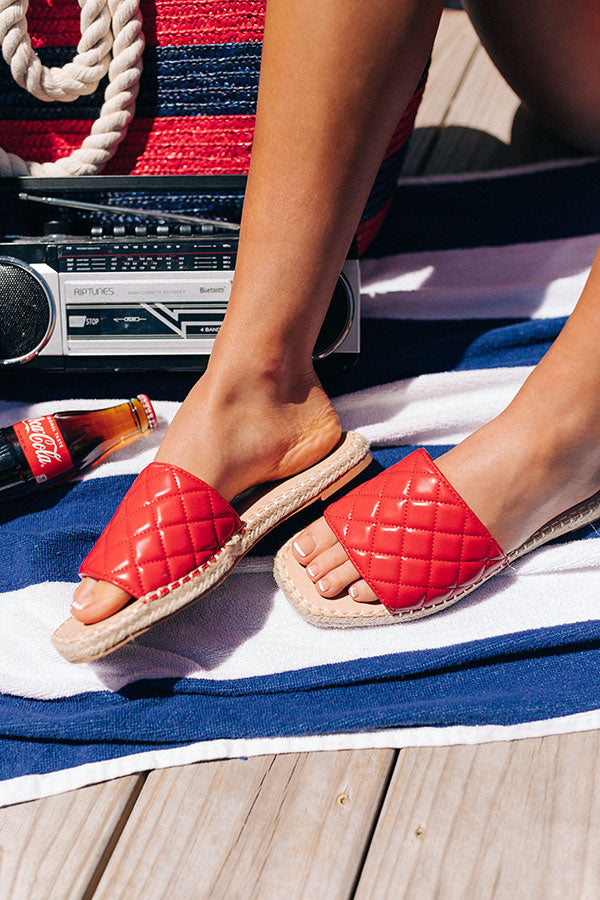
[356,202,391,256]
[356,82,424,252]
[28,0,265,48]
[1,77,420,178]
[383,82,424,161]
[0,116,256,174]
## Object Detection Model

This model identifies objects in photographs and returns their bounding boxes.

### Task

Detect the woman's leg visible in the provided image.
[294,246,600,604]
[463,0,600,151]
[292,1,600,604]
[71,0,445,623]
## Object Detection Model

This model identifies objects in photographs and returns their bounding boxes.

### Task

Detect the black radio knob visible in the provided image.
[43,219,67,237]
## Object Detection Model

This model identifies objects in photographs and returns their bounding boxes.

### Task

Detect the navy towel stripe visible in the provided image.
[367,161,600,255]
[4,619,600,779]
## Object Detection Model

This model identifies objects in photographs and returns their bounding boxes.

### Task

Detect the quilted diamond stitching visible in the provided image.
[123,468,143,596]
[171,467,201,584]
[418,462,441,612]
[325,449,506,613]
[154,476,176,585]
[80,462,243,599]
[93,489,238,565]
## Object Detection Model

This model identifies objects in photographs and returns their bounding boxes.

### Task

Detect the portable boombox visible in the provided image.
[0,176,360,371]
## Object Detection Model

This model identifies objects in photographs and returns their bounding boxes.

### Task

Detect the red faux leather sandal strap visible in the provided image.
[79,462,243,600]
[324,448,507,613]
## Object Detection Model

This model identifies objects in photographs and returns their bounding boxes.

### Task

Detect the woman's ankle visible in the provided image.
[436,399,600,554]
[155,357,340,500]
[206,333,322,405]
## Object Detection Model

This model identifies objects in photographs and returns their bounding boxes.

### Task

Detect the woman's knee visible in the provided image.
[463,0,600,152]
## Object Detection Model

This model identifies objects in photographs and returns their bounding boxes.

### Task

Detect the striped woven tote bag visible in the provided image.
[0,0,427,252]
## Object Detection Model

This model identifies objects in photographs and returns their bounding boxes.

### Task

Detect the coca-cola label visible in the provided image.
[13,415,74,483]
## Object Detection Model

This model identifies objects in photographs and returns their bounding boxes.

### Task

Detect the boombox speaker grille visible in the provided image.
[0,259,54,364]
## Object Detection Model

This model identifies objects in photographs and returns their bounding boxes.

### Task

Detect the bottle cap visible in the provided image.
[136,394,158,431]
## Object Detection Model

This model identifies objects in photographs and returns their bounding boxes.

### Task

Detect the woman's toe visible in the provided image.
[348,579,379,604]
[315,560,362,597]
[291,515,382,604]
[71,577,132,624]
[292,517,338,565]
[306,541,352,583]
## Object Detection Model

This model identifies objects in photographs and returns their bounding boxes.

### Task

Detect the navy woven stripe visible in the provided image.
[0,44,262,119]
[361,143,412,220]
[321,316,563,397]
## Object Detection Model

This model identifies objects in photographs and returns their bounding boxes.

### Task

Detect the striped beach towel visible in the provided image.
[1,158,600,806]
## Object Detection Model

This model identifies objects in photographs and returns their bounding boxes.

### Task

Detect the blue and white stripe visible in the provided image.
[2,159,600,806]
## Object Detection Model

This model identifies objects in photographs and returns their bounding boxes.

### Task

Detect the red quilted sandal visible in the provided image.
[52,431,371,662]
[274,447,600,626]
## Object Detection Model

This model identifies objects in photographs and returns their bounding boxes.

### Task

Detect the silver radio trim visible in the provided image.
[313,270,355,360]
[0,241,359,369]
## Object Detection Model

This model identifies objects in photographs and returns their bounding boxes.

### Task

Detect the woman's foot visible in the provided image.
[71,359,341,624]
[291,397,600,605]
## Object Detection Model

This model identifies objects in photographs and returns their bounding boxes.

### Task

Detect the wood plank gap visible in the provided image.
[234,756,277,838]
[81,772,149,900]
[348,748,400,900]
[240,756,302,896]
[413,41,479,177]
[94,749,399,899]
[353,733,600,899]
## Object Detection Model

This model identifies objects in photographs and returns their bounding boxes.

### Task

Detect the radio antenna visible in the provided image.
[18,193,241,232]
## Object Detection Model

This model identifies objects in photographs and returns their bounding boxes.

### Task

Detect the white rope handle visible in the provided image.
[0,0,143,175]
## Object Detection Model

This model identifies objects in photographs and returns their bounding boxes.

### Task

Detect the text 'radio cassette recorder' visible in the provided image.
[0,179,360,372]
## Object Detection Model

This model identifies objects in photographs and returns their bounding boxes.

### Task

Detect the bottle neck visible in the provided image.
[54,398,153,471]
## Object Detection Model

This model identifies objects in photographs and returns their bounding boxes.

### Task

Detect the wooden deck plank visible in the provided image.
[423,43,521,173]
[93,750,396,900]
[0,775,145,900]
[401,10,479,176]
[354,732,600,900]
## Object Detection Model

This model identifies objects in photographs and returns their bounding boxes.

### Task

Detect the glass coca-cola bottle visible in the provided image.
[0,394,157,500]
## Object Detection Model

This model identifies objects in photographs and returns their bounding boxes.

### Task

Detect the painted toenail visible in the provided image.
[71,582,94,610]
[293,535,315,558]
[349,584,358,598]
[317,578,330,592]
[307,563,319,578]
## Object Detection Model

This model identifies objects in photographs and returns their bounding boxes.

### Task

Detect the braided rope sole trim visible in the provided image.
[52,432,369,661]
[275,490,600,628]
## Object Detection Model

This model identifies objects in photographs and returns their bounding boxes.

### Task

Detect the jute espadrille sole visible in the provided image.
[52,432,371,662]
[274,489,600,627]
